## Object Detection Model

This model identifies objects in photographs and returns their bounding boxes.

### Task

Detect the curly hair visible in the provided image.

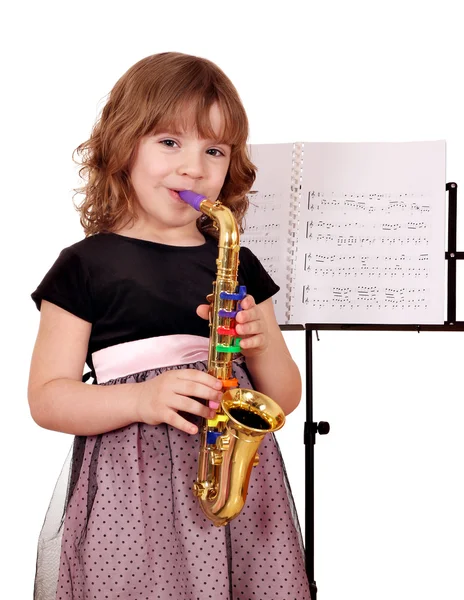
[73,52,256,238]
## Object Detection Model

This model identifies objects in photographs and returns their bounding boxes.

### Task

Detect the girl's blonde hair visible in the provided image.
[73,52,256,238]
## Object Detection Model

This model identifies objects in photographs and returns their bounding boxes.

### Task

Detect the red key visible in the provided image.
[217,326,237,336]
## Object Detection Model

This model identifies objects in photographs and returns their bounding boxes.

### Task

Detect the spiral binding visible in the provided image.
[286,142,304,323]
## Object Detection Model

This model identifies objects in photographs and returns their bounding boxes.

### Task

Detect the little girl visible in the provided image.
[29,52,311,599]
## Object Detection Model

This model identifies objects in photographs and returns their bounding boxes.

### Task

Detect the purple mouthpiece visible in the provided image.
[178,190,206,212]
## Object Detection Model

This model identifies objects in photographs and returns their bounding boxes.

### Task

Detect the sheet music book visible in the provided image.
[242,141,446,325]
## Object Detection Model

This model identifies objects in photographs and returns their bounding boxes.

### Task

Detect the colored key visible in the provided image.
[217,326,237,336]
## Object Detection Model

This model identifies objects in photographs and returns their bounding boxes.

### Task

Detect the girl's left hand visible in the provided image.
[196,294,269,358]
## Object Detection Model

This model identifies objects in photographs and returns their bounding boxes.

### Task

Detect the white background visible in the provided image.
[2,1,463,598]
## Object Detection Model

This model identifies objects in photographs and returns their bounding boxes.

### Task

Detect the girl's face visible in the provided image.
[128,103,231,242]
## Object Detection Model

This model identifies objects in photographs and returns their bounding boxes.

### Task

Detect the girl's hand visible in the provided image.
[135,369,223,435]
[196,294,269,358]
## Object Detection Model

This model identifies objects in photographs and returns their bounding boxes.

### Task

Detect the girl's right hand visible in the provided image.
[135,369,224,435]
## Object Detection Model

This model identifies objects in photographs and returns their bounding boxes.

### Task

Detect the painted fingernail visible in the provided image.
[209,401,220,409]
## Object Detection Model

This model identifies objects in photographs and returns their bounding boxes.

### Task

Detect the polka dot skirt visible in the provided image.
[34,361,311,599]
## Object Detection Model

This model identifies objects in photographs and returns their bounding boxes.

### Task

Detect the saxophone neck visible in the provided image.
[197,200,240,250]
[178,191,239,249]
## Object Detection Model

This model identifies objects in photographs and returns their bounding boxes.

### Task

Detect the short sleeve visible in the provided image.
[238,246,280,304]
[31,247,93,322]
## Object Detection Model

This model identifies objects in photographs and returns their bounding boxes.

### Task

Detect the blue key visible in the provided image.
[220,285,247,302]
[207,431,223,445]
[218,309,237,318]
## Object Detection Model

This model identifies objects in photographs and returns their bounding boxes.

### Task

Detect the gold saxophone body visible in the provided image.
[179,191,285,527]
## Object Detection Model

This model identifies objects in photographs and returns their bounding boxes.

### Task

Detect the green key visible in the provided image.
[216,341,241,353]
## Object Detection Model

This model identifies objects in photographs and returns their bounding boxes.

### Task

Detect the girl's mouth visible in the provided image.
[168,189,182,201]
[169,189,198,204]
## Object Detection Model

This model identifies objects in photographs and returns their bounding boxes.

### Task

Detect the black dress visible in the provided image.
[31,233,311,600]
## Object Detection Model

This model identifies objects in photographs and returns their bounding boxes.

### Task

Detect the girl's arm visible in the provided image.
[237,297,302,415]
[28,300,142,435]
[28,301,221,436]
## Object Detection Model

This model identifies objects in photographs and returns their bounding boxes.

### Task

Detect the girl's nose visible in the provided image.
[176,150,205,179]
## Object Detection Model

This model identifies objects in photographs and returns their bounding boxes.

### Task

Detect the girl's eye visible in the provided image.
[207,148,225,157]
[160,139,178,148]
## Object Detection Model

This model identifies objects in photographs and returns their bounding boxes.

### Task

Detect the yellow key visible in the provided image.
[207,414,228,428]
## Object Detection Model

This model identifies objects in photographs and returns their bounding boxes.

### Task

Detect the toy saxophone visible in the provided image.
[179,190,285,527]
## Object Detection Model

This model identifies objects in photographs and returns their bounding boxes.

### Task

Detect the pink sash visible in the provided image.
[92,335,209,384]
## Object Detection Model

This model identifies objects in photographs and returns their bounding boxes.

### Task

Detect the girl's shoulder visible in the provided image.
[65,232,123,255]
[34,234,129,295]
[61,233,149,268]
